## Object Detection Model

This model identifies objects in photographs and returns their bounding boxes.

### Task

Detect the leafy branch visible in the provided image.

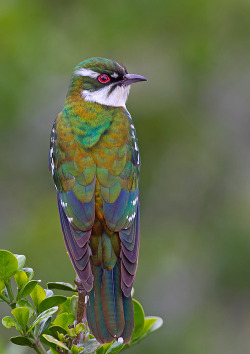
[0,250,163,354]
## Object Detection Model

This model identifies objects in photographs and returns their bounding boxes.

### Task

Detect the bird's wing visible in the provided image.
[49,115,95,291]
[93,111,140,297]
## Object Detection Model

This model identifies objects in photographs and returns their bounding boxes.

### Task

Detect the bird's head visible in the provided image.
[68,57,147,108]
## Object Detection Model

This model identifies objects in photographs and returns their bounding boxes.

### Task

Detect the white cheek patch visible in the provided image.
[75,68,99,79]
[81,85,130,108]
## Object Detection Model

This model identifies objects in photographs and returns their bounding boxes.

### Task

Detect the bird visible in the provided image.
[49,57,147,344]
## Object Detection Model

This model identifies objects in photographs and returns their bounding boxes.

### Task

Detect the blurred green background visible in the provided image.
[1,0,250,353]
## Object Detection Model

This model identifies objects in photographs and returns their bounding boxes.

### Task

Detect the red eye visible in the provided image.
[98,74,110,84]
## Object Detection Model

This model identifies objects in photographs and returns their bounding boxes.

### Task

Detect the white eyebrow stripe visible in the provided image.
[75,68,99,78]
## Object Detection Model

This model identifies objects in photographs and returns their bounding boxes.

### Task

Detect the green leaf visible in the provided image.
[58,332,66,343]
[14,255,26,270]
[45,324,67,337]
[71,295,78,317]
[39,295,67,313]
[105,341,124,354]
[14,270,28,289]
[97,343,112,354]
[67,324,87,338]
[142,317,158,334]
[16,299,34,318]
[78,338,102,353]
[0,287,8,302]
[22,267,34,280]
[53,313,75,330]
[0,288,9,302]
[71,344,80,354]
[37,316,52,336]
[42,334,69,350]
[28,306,58,332]
[131,299,145,340]
[143,316,163,335]
[67,327,77,338]
[75,323,85,335]
[58,297,72,314]
[17,280,40,300]
[11,307,30,329]
[10,336,33,347]
[0,280,5,291]
[130,316,163,344]
[2,316,21,331]
[30,284,46,310]
[47,282,77,292]
[0,250,18,281]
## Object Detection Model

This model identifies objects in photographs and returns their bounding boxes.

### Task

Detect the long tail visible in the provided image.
[87,261,134,344]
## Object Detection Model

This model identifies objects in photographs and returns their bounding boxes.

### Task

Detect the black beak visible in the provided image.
[122,74,147,86]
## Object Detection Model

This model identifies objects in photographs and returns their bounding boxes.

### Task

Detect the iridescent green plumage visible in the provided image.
[49,58,146,343]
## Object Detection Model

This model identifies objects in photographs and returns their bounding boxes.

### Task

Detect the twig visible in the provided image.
[72,278,86,345]
[32,340,47,354]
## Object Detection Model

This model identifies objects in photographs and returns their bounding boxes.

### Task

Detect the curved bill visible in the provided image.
[122,74,147,86]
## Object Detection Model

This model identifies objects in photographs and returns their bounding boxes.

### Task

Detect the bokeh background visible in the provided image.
[1,0,250,353]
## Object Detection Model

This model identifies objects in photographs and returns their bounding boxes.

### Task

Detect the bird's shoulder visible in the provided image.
[49,110,95,195]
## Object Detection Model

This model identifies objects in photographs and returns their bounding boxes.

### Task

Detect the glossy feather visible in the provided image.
[50,58,141,343]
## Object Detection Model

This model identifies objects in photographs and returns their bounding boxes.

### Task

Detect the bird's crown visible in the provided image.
[68,57,147,108]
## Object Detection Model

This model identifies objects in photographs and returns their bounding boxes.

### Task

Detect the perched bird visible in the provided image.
[49,57,146,343]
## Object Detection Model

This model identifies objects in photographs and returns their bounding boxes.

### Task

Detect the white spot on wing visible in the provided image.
[127,111,132,119]
[126,212,136,222]
[67,217,73,223]
[130,124,140,158]
[61,201,67,208]
[118,337,124,344]
[132,196,138,206]
[50,147,55,176]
